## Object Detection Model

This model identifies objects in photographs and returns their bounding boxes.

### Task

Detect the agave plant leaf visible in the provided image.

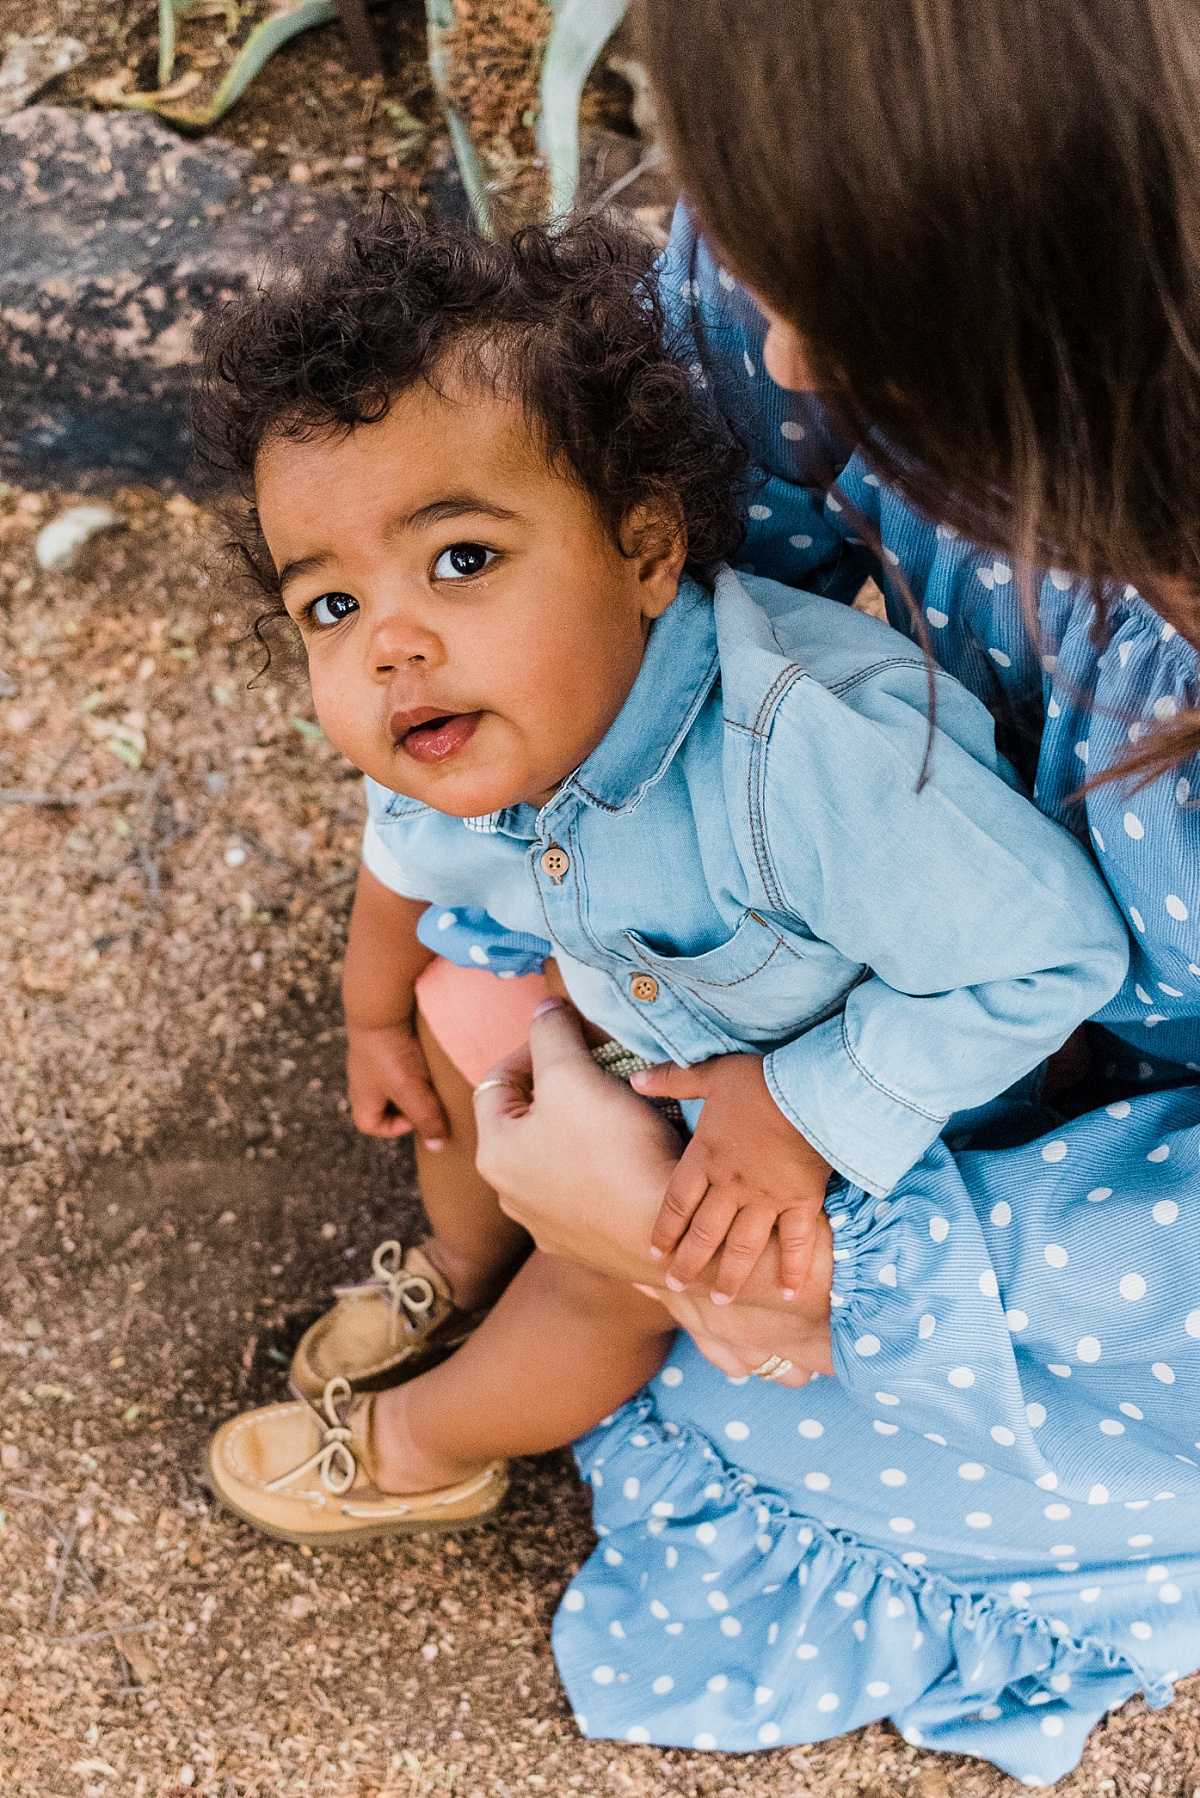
[540,0,628,219]
[120,0,337,130]
[424,0,494,234]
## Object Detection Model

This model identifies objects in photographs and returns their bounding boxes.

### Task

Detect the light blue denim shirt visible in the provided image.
[363,569,1128,1196]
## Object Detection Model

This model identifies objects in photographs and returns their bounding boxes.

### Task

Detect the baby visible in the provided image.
[198,211,1127,1544]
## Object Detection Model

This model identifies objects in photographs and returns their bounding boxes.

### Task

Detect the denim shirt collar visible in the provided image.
[551,575,719,819]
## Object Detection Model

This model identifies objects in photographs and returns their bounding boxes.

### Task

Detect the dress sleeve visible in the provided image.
[655,204,871,602]
[825,1093,1200,1503]
[758,661,1130,1195]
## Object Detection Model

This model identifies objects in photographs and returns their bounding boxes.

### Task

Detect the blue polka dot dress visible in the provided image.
[547,208,1200,1786]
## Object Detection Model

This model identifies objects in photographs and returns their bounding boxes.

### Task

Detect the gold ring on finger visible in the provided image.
[750,1354,793,1381]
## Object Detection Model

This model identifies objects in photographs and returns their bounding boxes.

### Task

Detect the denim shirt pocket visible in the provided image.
[623,909,857,1046]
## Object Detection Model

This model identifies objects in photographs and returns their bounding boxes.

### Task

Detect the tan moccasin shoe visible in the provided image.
[205,1376,508,1546]
[289,1241,485,1404]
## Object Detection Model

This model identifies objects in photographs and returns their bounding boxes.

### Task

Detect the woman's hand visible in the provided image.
[473,999,834,1376]
[473,999,683,1282]
[635,1283,833,1384]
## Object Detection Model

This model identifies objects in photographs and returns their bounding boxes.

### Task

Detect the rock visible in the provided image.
[0,106,366,490]
[35,501,124,570]
[0,37,88,120]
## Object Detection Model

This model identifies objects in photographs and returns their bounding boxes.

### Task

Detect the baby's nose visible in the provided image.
[369,611,441,673]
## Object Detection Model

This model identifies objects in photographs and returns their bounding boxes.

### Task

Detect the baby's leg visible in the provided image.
[413,1008,531,1311]
[371,1253,675,1492]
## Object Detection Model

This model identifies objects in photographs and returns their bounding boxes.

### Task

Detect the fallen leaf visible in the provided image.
[20,957,70,995]
[87,71,133,104]
[113,1632,159,1685]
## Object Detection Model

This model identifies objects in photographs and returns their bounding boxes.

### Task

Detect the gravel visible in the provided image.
[1,496,1197,1792]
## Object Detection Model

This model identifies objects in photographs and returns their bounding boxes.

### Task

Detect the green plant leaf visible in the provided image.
[540,0,628,219]
[425,0,494,234]
[124,0,339,130]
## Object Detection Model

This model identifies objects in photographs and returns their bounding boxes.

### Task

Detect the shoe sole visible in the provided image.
[201,1445,508,1548]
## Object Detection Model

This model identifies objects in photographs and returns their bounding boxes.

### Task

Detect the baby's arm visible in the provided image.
[639,657,1130,1299]
[343,866,449,1147]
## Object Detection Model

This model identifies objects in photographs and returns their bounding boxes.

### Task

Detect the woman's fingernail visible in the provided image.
[781,1287,796,1301]
[709,1290,733,1306]
[664,1273,686,1292]
[648,1245,664,1260]
[630,1071,649,1090]
[532,997,567,1019]
[424,1138,445,1151]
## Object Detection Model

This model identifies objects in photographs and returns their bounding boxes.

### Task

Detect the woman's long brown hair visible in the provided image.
[639,0,1200,783]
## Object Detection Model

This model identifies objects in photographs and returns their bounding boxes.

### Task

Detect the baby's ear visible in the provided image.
[622,496,688,616]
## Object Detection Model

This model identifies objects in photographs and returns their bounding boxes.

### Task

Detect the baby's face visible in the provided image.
[256,376,683,815]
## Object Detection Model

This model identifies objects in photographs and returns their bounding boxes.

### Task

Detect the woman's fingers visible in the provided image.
[472,1040,534,1122]
[526,995,607,1080]
[711,1203,777,1303]
[665,1188,740,1289]
[684,1330,752,1380]
[649,1145,711,1260]
[776,1203,819,1297]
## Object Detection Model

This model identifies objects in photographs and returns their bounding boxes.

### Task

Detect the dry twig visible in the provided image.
[0,777,145,807]
[49,1619,168,1646]
[45,1512,79,1631]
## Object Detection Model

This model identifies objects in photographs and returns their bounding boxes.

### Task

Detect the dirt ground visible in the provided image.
[0,0,673,232]
[3,499,1200,1798]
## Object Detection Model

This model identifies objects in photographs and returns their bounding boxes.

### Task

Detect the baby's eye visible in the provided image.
[309,592,359,627]
[433,542,495,581]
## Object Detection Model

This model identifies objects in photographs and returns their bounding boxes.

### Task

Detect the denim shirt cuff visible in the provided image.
[763,1017,947,1198]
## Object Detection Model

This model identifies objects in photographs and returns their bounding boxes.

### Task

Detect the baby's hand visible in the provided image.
[346,1021,449,1148]
[631,1053,832,1302]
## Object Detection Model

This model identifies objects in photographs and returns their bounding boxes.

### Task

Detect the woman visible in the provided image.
[469,0,1200,1784]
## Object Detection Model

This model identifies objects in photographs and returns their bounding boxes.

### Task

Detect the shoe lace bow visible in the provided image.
[335,1239,437,1339]
[266,1375,357,1495]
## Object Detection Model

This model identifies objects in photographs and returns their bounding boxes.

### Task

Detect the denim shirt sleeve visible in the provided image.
[825,1108,1199,1501]
[755,661,1130,1195]
[656,204,870,603]
[361,815,429,899]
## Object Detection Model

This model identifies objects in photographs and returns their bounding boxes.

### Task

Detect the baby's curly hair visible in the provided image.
[193,203,749,623]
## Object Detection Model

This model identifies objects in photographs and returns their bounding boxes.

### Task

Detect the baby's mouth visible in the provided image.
[391,705,484,765]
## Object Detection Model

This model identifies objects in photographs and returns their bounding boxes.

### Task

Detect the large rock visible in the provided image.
[0,106,369,489]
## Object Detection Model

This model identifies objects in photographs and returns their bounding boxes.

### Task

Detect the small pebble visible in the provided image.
[35,504,124,572]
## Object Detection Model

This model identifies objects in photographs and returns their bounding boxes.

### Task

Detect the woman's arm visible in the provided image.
[475,1003,1199,1498]
[473,999,835,1374]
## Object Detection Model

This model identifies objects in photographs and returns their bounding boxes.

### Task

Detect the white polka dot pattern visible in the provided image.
[547,213,1200,1786]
